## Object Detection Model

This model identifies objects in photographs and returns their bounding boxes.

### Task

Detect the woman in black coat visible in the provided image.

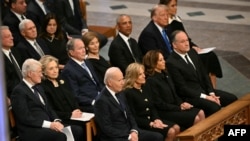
[39,55,85,127]
[123,62,180,141]
[39,13,69,70]
[142,50,205,130]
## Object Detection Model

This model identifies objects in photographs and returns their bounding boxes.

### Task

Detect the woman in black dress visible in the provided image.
[39,13,69,70]
[142,50,205,130]
[159,0,223,88]
[82,31,111,84]
[39,55,85,127]
[123,63,180,141]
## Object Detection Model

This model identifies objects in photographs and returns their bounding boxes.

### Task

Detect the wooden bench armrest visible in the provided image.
[239,93,250,101]
[86,118,97,141]
[177,100,250,141]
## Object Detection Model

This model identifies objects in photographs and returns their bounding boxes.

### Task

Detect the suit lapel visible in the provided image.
[105,89,124,112]
[23,39,41,59]
[3,53,12,66]
[117,35,135,61]
[150,21,169,54]
[69,59,100,86]
[70,59,93,79]
[20,82,45,107]
[10,11,21,22]
[173,51,198,78]
[34,0,45,15]
[85,60,99,83]
[187,50,204,83]
[11,48,23,67]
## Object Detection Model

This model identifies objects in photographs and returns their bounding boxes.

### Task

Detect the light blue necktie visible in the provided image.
[162,29,172,53]
[81,62,96,84]
[34,41,45,56]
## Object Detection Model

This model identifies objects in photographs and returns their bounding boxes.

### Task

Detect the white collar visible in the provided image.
[71,57,85,66]
[154,22,165,33]
[169,15,182,24]
[11,10,25,21]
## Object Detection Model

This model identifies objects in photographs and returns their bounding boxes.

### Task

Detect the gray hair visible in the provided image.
[104,67,121,85]
[19,19,33,32]
[0,26,9,31]
[39,55,59,76]
[116,14,130,24]
[170,30,185,43]
[66,38,82,52]
[150,4,168,18]
[22,58,42,78]
[1,26,10,38]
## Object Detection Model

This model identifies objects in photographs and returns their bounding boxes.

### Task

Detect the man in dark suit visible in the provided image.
[1,25,24,140]
[94,67,163,141]
[3,0,31,46]
[109,14,142,75]
[54,0,107,47]
[1,26,24,98]
[16,19,50,61]
[138,4,172,61]
[61,38,103,113]
[166,30,238,116]
[11,58,84,141]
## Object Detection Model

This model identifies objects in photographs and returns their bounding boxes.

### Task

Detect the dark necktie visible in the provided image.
[128,38,137,62]
[32,86,43,104]
[9,52,22,79]
[115,94,125,111]
[162,29,172,53]
[115,94,127,118]
[21,15,25,20]
[34,41,45,56]
[185,55,195,70]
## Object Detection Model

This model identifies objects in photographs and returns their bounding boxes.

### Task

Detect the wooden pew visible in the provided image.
[239,93,250,101]
[79,0,117,38]
[176,100,250,141]
[86,118,97,141]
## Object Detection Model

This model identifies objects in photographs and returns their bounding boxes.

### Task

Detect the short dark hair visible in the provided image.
[159,0,177,5]
[8,0,18,8]
[170,30,184,43]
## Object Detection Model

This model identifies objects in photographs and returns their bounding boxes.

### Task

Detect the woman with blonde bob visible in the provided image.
[39,55,85,128]
[123,62,180,141]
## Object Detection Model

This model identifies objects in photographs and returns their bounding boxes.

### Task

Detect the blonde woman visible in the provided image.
[123,62,180,141]
[39,55,85,130]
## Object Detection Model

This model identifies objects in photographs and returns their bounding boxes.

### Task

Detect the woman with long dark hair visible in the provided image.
[39,13,69,70]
